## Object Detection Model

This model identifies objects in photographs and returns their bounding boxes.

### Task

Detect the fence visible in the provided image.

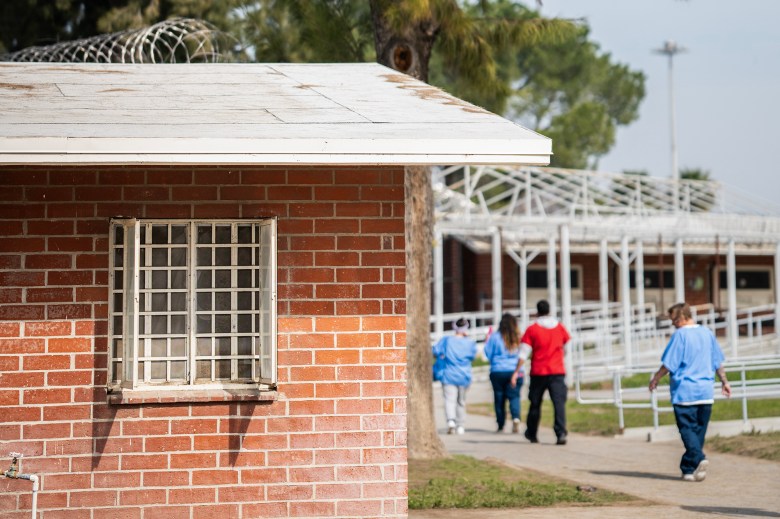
[433,301,780,367]
[574,359,780,433]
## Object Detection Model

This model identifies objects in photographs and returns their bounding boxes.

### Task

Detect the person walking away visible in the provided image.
[484,313,524,433]
[514,299,570,445]
[649,302,731,482]
[432,318,478,435]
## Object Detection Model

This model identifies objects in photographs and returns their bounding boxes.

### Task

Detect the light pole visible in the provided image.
[654,40,686,210]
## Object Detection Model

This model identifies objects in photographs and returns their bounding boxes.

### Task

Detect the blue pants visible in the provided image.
[673,403,712,475]
[490,371,522,429]
[526,374,568,440]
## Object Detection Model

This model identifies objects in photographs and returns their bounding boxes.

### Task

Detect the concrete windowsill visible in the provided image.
[107,387,278,405]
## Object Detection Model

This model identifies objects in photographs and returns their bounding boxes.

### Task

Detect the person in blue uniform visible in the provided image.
[432,318,478,435]
[484,313,524,433]
[649,302,732,482]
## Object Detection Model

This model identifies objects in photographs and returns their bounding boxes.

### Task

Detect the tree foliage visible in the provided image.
[508,23,645,169]
[1,0,643,173]
[679,167,710,181]
[0,1,116,52]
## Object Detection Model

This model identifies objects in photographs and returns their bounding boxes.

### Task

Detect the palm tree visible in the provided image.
[368,0,571,460]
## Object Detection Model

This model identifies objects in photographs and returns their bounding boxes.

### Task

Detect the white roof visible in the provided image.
[0,62,551,166]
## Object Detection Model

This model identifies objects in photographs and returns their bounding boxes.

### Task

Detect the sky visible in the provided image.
[538,0,780,204]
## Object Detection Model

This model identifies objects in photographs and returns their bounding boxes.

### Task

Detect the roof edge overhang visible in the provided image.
[0,138,551,166]
[0,154,551,166]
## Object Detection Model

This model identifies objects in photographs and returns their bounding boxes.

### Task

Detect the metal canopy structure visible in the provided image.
[0,62,551,166]
[435,165,780,247]
[432,165,780,375]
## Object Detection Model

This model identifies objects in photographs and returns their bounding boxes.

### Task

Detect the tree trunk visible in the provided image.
[404,165,447,459]
[369,0,439,82]
[370,1,446,460]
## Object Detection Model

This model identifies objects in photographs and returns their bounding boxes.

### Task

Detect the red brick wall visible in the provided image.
[0,166,408,518]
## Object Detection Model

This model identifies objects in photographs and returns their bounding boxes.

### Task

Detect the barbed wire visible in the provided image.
[0,18,235,63]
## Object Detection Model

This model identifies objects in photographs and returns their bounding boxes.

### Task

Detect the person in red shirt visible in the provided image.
[512,299,570,445]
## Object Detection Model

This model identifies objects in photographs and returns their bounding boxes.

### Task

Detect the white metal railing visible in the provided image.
[433,301,780,370]
[575,359,780,433]
[571,302,780,371]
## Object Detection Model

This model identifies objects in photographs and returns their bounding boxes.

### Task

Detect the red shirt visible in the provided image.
[521,320,570,376]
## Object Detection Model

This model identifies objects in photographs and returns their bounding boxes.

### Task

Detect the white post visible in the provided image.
[492,227,502,327]
[547,236,557,318]
[560,225,572,329]
[519,249,529,332]
[675,238,685,304]
[433,229,444,338]
[727,239,738,357]
[509,247,539,333]
[599,238,611,360]
[775,243,780,335]
[635,239,645,310]
[599,238,609,315]
[560,224,573,386]
[620,236,633,367]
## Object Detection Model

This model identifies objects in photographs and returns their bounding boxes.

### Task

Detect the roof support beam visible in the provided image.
[775,242,780,327]
[675,239,686,304]
[620,236,633,367]
[560,224,572,385]
[635,239,646,311]
[433,229,444,339]
[547,236,557,318]
[727,239,738,356]
[507,247,541,332]
[491,227,503,327]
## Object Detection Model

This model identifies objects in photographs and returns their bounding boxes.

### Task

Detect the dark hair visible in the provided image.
[536,299,550,316]
[454,317,469,329]
[667,302,691,322]
[498,313,520,352]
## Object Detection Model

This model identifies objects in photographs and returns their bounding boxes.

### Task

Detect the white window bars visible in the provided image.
[109,219,276,391]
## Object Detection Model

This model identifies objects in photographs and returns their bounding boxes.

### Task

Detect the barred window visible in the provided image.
[719,270,771,290]
[526,268,580,289]
[629,269,675,289]
[109,219,276,391]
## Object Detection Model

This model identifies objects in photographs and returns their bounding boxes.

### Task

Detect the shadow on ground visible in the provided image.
[681,506,780,517]
[590,470,681,482]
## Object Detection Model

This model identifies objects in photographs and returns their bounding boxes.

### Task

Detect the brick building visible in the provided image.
[0,63,551,517]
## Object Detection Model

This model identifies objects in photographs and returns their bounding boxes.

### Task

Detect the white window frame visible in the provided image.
[108,218,277,392]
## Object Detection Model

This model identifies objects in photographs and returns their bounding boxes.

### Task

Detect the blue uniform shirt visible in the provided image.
[432,335,477,387]
[483,332,522,374]
[661,324,725,405]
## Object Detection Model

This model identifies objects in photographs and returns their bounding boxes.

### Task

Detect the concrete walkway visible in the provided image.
[410,375,780,519]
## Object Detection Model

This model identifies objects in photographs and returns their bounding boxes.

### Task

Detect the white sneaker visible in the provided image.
[447,420,456,435]
[693,459,709,481]
[512,418,520,433]
[682,474,695,482]
[456,426,465,435]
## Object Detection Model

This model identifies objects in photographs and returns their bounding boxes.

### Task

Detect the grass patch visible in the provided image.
[468,397,780,437]
[472,357,490,368]
[409,454,636,509]
[708,431,780,462]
